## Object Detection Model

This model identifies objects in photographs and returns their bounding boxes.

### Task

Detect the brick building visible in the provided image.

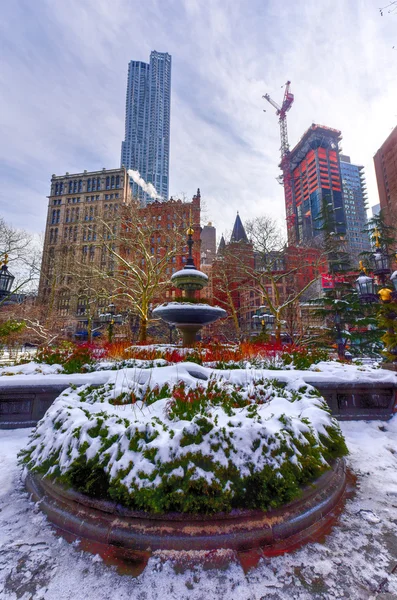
[374,125,397,227]
[38,169,201,335]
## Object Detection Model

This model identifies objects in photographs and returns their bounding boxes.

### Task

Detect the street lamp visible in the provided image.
[355,271,378,303]
[253,308,275,339]
[0,255,15,300]
[99,303,123,343]
[356,247,397,360]
[371,250,390,277]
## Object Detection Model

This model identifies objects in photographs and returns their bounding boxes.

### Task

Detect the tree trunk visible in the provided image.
[139,318,147,343]
[275,320,281,344]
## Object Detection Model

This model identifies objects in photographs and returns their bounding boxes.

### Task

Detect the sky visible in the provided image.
[0,0,396,241]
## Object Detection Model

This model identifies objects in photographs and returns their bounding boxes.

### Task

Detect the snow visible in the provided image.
[0,362,63,377]
[154,302,222,310]
[1,359,396,386]
[21,372,338,497]
[1,419,397,598]
[171,268,208,280]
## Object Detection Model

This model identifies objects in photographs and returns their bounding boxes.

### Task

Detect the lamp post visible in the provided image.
[99,303,123,343]
[0,255,15,301]
[356,242,397,360]
[253,308,276,340]
[321,273,348,360]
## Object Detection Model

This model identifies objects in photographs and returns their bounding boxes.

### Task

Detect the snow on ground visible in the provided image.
[1,418,397,599]
[1,360,396,388]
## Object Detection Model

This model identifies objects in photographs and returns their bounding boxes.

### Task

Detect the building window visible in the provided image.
[87,178,91,192]
[111,176,115,189]
[116,175,120,188]
[78,180,83,192]
[106,176,110,190]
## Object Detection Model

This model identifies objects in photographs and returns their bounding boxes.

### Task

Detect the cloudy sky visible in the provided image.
[0,0,396,239]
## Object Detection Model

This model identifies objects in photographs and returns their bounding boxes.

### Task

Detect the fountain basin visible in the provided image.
[153,302,226,326]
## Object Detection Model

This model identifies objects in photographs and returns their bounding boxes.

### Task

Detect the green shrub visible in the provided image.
[20,376,348,515]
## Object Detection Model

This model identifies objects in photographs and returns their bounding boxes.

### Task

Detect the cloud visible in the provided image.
[0,0,396,242]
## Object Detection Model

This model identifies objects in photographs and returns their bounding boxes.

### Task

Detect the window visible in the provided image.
[68,181,73,194]
[116,175,120,188]
[106,176,110,190]
[87,179,91,192]
[73,180,78,193]
[78,180,83,192]
[111,176,115,189]
[76,296,87,316]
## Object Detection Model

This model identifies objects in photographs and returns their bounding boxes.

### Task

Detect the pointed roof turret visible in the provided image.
[230,212,248,244]
[217,235,226,254]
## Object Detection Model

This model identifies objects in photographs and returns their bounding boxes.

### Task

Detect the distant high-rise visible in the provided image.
[287,124,347,245]
[374,126,397,226]
[121,51,171,205]
[339,155,371,263]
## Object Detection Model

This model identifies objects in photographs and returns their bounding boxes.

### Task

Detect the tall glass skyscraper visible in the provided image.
[340,155,371,262]
[121,51,171,205]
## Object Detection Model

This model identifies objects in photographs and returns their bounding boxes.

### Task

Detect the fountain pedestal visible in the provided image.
[153,225,226,345]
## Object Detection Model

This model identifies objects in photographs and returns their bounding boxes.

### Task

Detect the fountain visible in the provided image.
[153,224,226,345]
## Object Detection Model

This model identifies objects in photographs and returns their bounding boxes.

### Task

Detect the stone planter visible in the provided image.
[25,458,346,554]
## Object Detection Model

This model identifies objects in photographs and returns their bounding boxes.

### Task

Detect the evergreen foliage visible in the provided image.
[20,378,347,515]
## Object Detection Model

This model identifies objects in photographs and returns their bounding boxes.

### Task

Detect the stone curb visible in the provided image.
[25,458,347,553]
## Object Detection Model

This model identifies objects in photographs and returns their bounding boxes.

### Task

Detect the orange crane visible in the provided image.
[263,81,296,242]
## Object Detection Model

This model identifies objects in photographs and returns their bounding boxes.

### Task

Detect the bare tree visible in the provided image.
[379,1,397,16]
[241,216,324,342]
[211,246,245,339]
[89,201,189,342]
[0,218,42,300]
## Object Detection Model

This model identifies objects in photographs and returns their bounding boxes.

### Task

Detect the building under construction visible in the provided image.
[287,124,347,245]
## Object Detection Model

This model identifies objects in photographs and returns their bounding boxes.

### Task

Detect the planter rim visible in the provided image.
[25,459,347,552]
[27,458,344,521]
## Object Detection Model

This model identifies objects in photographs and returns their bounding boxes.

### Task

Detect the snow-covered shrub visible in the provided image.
[20,375,347,514]
[35,343,106,374]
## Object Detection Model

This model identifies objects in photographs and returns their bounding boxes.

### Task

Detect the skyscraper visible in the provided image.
[287,124,347,245]
[121,51,171,205]
[339,155,371,263]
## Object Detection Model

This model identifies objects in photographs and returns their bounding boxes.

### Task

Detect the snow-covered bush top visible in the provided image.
[20,368,347,514]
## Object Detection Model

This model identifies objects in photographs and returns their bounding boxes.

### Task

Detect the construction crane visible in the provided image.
[263,81,296,242]
[263,81,294,162]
